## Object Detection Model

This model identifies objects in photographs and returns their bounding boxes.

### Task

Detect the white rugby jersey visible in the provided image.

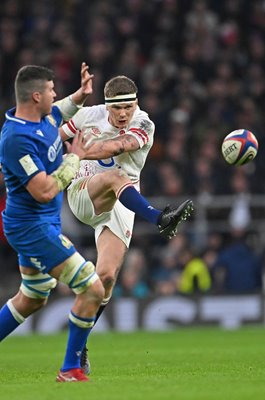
[62,104,155,185]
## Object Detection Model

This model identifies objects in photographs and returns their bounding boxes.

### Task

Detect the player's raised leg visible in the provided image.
[87,169,194,239]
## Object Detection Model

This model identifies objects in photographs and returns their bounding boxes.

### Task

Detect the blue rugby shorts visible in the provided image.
[5,222,76,274]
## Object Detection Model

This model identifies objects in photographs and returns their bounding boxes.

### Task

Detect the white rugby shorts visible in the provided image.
[67,178,135,247]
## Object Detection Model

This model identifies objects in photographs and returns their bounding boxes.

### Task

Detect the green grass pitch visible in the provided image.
[1,327,265,400]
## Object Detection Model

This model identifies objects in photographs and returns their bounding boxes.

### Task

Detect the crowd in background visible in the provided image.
[0,0,265,298]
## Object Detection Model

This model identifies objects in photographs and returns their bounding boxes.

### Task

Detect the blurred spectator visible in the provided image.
[177,247,212,294]
[213,229,262,293]
[157,161,184,197]
[151,247,179,296]
[114,248,150,298]
[151,234,188,295]
[228,168,252,230]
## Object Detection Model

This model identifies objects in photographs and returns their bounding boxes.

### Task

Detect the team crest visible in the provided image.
[59,234,72,249]
[47,115,57,127]
[90,126,101,136]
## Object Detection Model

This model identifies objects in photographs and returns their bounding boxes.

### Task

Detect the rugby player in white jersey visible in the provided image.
[60,75,194,374]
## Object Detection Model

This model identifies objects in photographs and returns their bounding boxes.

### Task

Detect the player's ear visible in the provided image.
[32,91,41,103]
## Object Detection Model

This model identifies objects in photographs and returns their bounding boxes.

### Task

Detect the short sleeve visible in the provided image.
[5,133,45,186]
[126,118,155,148]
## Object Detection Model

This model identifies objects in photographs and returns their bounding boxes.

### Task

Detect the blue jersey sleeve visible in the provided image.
[5,132,46,186]
[51,105,63,126]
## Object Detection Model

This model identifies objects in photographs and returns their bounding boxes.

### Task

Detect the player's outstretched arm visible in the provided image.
[83,134,140,160]
[55,62,94,123]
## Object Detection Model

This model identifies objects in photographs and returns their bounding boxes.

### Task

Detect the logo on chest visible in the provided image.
[48,134,62,162]
[87,126,101,137]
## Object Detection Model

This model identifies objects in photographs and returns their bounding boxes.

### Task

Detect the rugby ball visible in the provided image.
[221,129,258,165]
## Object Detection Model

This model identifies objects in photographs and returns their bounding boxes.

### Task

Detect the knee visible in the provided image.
[90,280,105,303]
[82,279,105,306]
[103,169,129,189]
[27,298,47,313]
[13,292,47,316]
[98,271,116,291]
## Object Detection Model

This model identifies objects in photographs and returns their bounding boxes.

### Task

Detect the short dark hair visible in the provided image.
[104,75,138,98]
[15,65,55,103]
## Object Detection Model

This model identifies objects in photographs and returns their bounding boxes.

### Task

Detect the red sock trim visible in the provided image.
[116,182,134,199]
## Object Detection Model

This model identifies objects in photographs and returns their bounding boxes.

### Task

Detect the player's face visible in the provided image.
[107,102,137,129]
[39,81,56,116]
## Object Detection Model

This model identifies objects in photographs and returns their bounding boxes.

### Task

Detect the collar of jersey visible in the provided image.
[6,107,41,125]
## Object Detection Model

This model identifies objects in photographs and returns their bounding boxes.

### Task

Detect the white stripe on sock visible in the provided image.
[7,299,25,324]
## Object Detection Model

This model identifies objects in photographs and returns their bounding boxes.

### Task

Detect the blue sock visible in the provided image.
[118,185,161,224]
[0,302,24,341]
[61,312,95,371]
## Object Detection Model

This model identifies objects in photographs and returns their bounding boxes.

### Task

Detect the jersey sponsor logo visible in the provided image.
[48,134,63,162]
[46,115,57,127]
[48,146,57,162]
[19,154,39,176]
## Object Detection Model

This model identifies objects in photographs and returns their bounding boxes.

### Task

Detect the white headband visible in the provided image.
[105,93,137,105]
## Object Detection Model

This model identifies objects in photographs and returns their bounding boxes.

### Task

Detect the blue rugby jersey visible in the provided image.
[0,105,63,230]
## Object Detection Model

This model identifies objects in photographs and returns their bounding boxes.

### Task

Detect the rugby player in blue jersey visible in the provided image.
[0,63,105,382]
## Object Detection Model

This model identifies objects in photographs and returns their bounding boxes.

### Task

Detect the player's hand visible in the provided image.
[70,62,94,106]
[80,62,94,95]
[64,130,87,160]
